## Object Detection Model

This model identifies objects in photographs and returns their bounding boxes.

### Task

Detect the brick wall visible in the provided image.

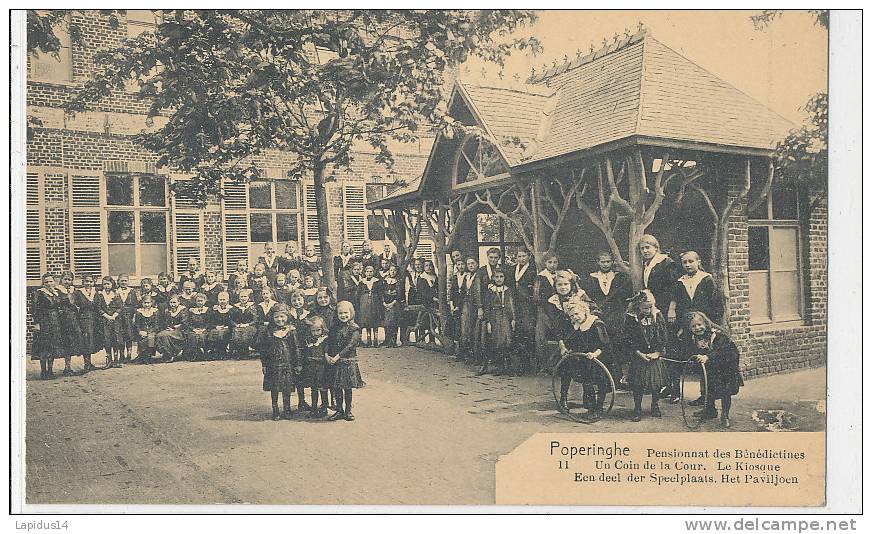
[725,178,827,378]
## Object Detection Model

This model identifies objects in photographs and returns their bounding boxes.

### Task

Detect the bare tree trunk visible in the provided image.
[313,161,335,293]
[432,203,454,351]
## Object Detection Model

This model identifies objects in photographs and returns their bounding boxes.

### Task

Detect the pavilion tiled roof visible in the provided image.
[461,29,795,167]
[371,29,796,209]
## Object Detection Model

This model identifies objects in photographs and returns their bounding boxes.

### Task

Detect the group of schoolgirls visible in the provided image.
[332,240,434,348]
[544,234,743,427]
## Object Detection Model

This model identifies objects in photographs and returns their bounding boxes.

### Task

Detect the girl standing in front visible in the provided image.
[184,293,211,361]
[116,274,139,363]
[620,290,669,422]
[639,234,680,313]
[287,289,312,412]
[208,291,233,360]
[356,264,383,347]
[56,271,84,376]
[327,301,364,421]
[74,274,100,372]
[677,311,743,427]
[458,256,483,364]
[555,301,612,423]
[261,304,301,420]
[415,259,439,344]
[479,269,515,376]
[32,273,61,379]
[301,316,331,418]
[381,264,402,348]
[97,276,124,369]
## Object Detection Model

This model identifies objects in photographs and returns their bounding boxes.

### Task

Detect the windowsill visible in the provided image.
[749,319,807,334]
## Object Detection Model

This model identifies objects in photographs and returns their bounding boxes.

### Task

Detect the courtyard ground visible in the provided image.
[23,346,826,505]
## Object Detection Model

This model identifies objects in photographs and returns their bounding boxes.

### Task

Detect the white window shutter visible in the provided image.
[69,171,105,279]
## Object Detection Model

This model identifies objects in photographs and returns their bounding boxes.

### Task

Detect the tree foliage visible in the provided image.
[63,9,539,289]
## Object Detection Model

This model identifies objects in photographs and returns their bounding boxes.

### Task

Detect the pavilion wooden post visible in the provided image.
[530,176,551,371]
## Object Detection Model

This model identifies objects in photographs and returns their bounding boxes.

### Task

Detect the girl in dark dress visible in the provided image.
[639,234,680,314]
[665,250,724,402]
[156,294,187,362]
[459,256,483,363]
[255,287,279,355]
[178,258,205,290]
[556,301,611,423]
[356,265,383,347]
[184,293,211,361]
[381,265,402,348]
[227,260,252,296]
[301,274,319,308]
[415,260,439,345]
[250,263,271,304]
[301,316,331,418]
[273,273,292,306]
[229,289,258,358]
[32,273,61,379]
[261,304,301,421]
[116,274,139,363]
[543,270,599,339]
[311,288,338,334]
[74,274,100,372]
[228,277,248,306]
[287,289,312,411]
[134,294,163,363]
[479,269,515,376]
[154,272,176,312]
[679,311,744,428]
[97,276,124,369]
[137,277,160,321]
[178,281,198,310]
[201,270,225,307]
[620,290,669,422]
[208,291,233,360]
[300,245,322,286]
[334,241,356,303]
[56,271,84,376]
[583,252,633,386]
[327,300,364,421]
[279,242,301,276]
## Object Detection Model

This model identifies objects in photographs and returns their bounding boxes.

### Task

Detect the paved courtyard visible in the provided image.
[23,347,826,505]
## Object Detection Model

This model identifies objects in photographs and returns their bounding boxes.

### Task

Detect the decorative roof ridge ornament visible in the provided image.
[528,24,650,84]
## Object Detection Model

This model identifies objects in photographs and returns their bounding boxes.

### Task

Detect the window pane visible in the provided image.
[140,244,167,275]
[276,213,299,243]
[249,182,272,209]
[139,175,166,206]
[477,213,500,242]
[108,244,136,275]
[749,271,771,324]
[771,270,801,320]
[140,212,167,243]
[748,226,769,271]
[107,174,134,206]
[108,211,135,243]
[366,184,385,203]
[770,227,799,271]
[367,214,386,241]
[250,213,273,242]
[275,180,297,209]
[772,183,798,220]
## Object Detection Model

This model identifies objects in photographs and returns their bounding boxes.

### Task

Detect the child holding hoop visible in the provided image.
[556,301,611,423]
[620,289,669,422]
[677,311,743,428]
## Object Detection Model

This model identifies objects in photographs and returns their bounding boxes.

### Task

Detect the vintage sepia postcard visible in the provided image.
[7,7,862,517]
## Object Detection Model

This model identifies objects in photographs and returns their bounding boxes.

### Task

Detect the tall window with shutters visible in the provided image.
[748,183,804,325]
[170,180,204,279]
[25,173,45,282]
[303,183,321,254]
[365,184,387,243]
[69,171,105,279]
[343,184,367,251]
[105,173,170,277]
[222,179,301,276]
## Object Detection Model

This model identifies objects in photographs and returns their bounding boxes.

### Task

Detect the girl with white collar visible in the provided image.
[74,274,100,372]
[97,276,124,369]
[638,234,681,312]
[32,273,61,379]
[555,301,611,423]
[134,294,162,363]
[620,290,669,422]
[56,271,84,376]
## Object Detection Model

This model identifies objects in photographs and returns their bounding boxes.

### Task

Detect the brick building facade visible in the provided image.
[25,11,433,290]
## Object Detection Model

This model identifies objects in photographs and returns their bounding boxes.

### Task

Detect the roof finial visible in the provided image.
[563,54,569,64]
[613,32,620,44]
[552,58,557,67]
[638,21,644,32]
[624,27,631,38]
[576,49,582,59]
[601,37,608,48]
[530,65,536,77]
[589,42,595,53]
